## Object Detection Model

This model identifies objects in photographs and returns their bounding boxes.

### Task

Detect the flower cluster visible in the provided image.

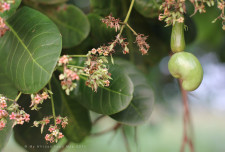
[159,0,214,26]
[135,34,150,55]
[58,55,82,95]
[159,0,186,26]
[101,34,130,55]
[102,15,150,55]
[84,50,112,92]
[33,116,68,143]
[0,0,12,13]
[0,0,13,37]
[102,14,121,32]
[0,96,30,130]
[212,0,225,30]
[0,96,8,130]
[0,17,9,37]
[30,90,50,110]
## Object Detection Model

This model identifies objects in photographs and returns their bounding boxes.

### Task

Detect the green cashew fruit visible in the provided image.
[171,22,186,53]
[168,52,203,91]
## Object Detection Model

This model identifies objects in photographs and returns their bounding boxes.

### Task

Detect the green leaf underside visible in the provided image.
[110,59,154,126]
[0,7,62,94]
[47,5,90,48]
[74,61,134,115]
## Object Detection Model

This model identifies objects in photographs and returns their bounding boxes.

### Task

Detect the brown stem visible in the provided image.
[58,140,70,152]
[92,115,106,125]
[122,127,131,152]
[90,123,121,136]
[179,79,194,152]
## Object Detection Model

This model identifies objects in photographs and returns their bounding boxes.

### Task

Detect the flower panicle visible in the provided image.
[33,115,68,143]
[101,14,121,32]
[0,95,30,131]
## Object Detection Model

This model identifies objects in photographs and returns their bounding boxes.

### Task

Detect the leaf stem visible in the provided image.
[119,0,135,36]
[48,82,56,126]
[68,55,87,58]
[122,127,131,152]
[15,92,22,102]
[92,115,106,125]
[126,23,138,36]
[90,123,121,136]
[67,65,84,69]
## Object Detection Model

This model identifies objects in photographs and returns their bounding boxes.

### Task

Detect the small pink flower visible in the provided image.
[0,120,6,130]
[0,101,7,109]
[17,117,24,125]
[104,80,110,87]
[48,126,57,132]
[0,96,6,102]
[41,92,49,100]
[0,109,8,118]
[34,94,42,104]
[58,132,64,139]
[91,48,97,54]
[24,113,30,122]
[61,121,68,129]
[43,118,50,124]
[71,73,79,80]
[2,3,10,11]
[9,112,16,120]
[58,55,70,65]
[56,118,61,124]
[45,134,50,141]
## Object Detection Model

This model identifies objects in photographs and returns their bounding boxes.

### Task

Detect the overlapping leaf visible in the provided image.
[134,0,161,18]
[60,91,92,143]
[73,59,134,115]
[0,7,62,94]
[46,4,90,48]
[110,59,154,125]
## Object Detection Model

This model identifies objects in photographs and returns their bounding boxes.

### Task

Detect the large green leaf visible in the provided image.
[60,91,92,143]
[74,60,134,115]
[134,0,161,18]
[0,7,62,94]
[46,4,90,48]
[0,0,21,18]
[110,59,154,126]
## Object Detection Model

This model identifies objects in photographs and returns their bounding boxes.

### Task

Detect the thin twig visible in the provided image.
[134,127,139,152]
[122,127,131,152]
[119,0,135,35]
[92,115,106,125]
[48,82,56,126]
[90,123,121,137]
